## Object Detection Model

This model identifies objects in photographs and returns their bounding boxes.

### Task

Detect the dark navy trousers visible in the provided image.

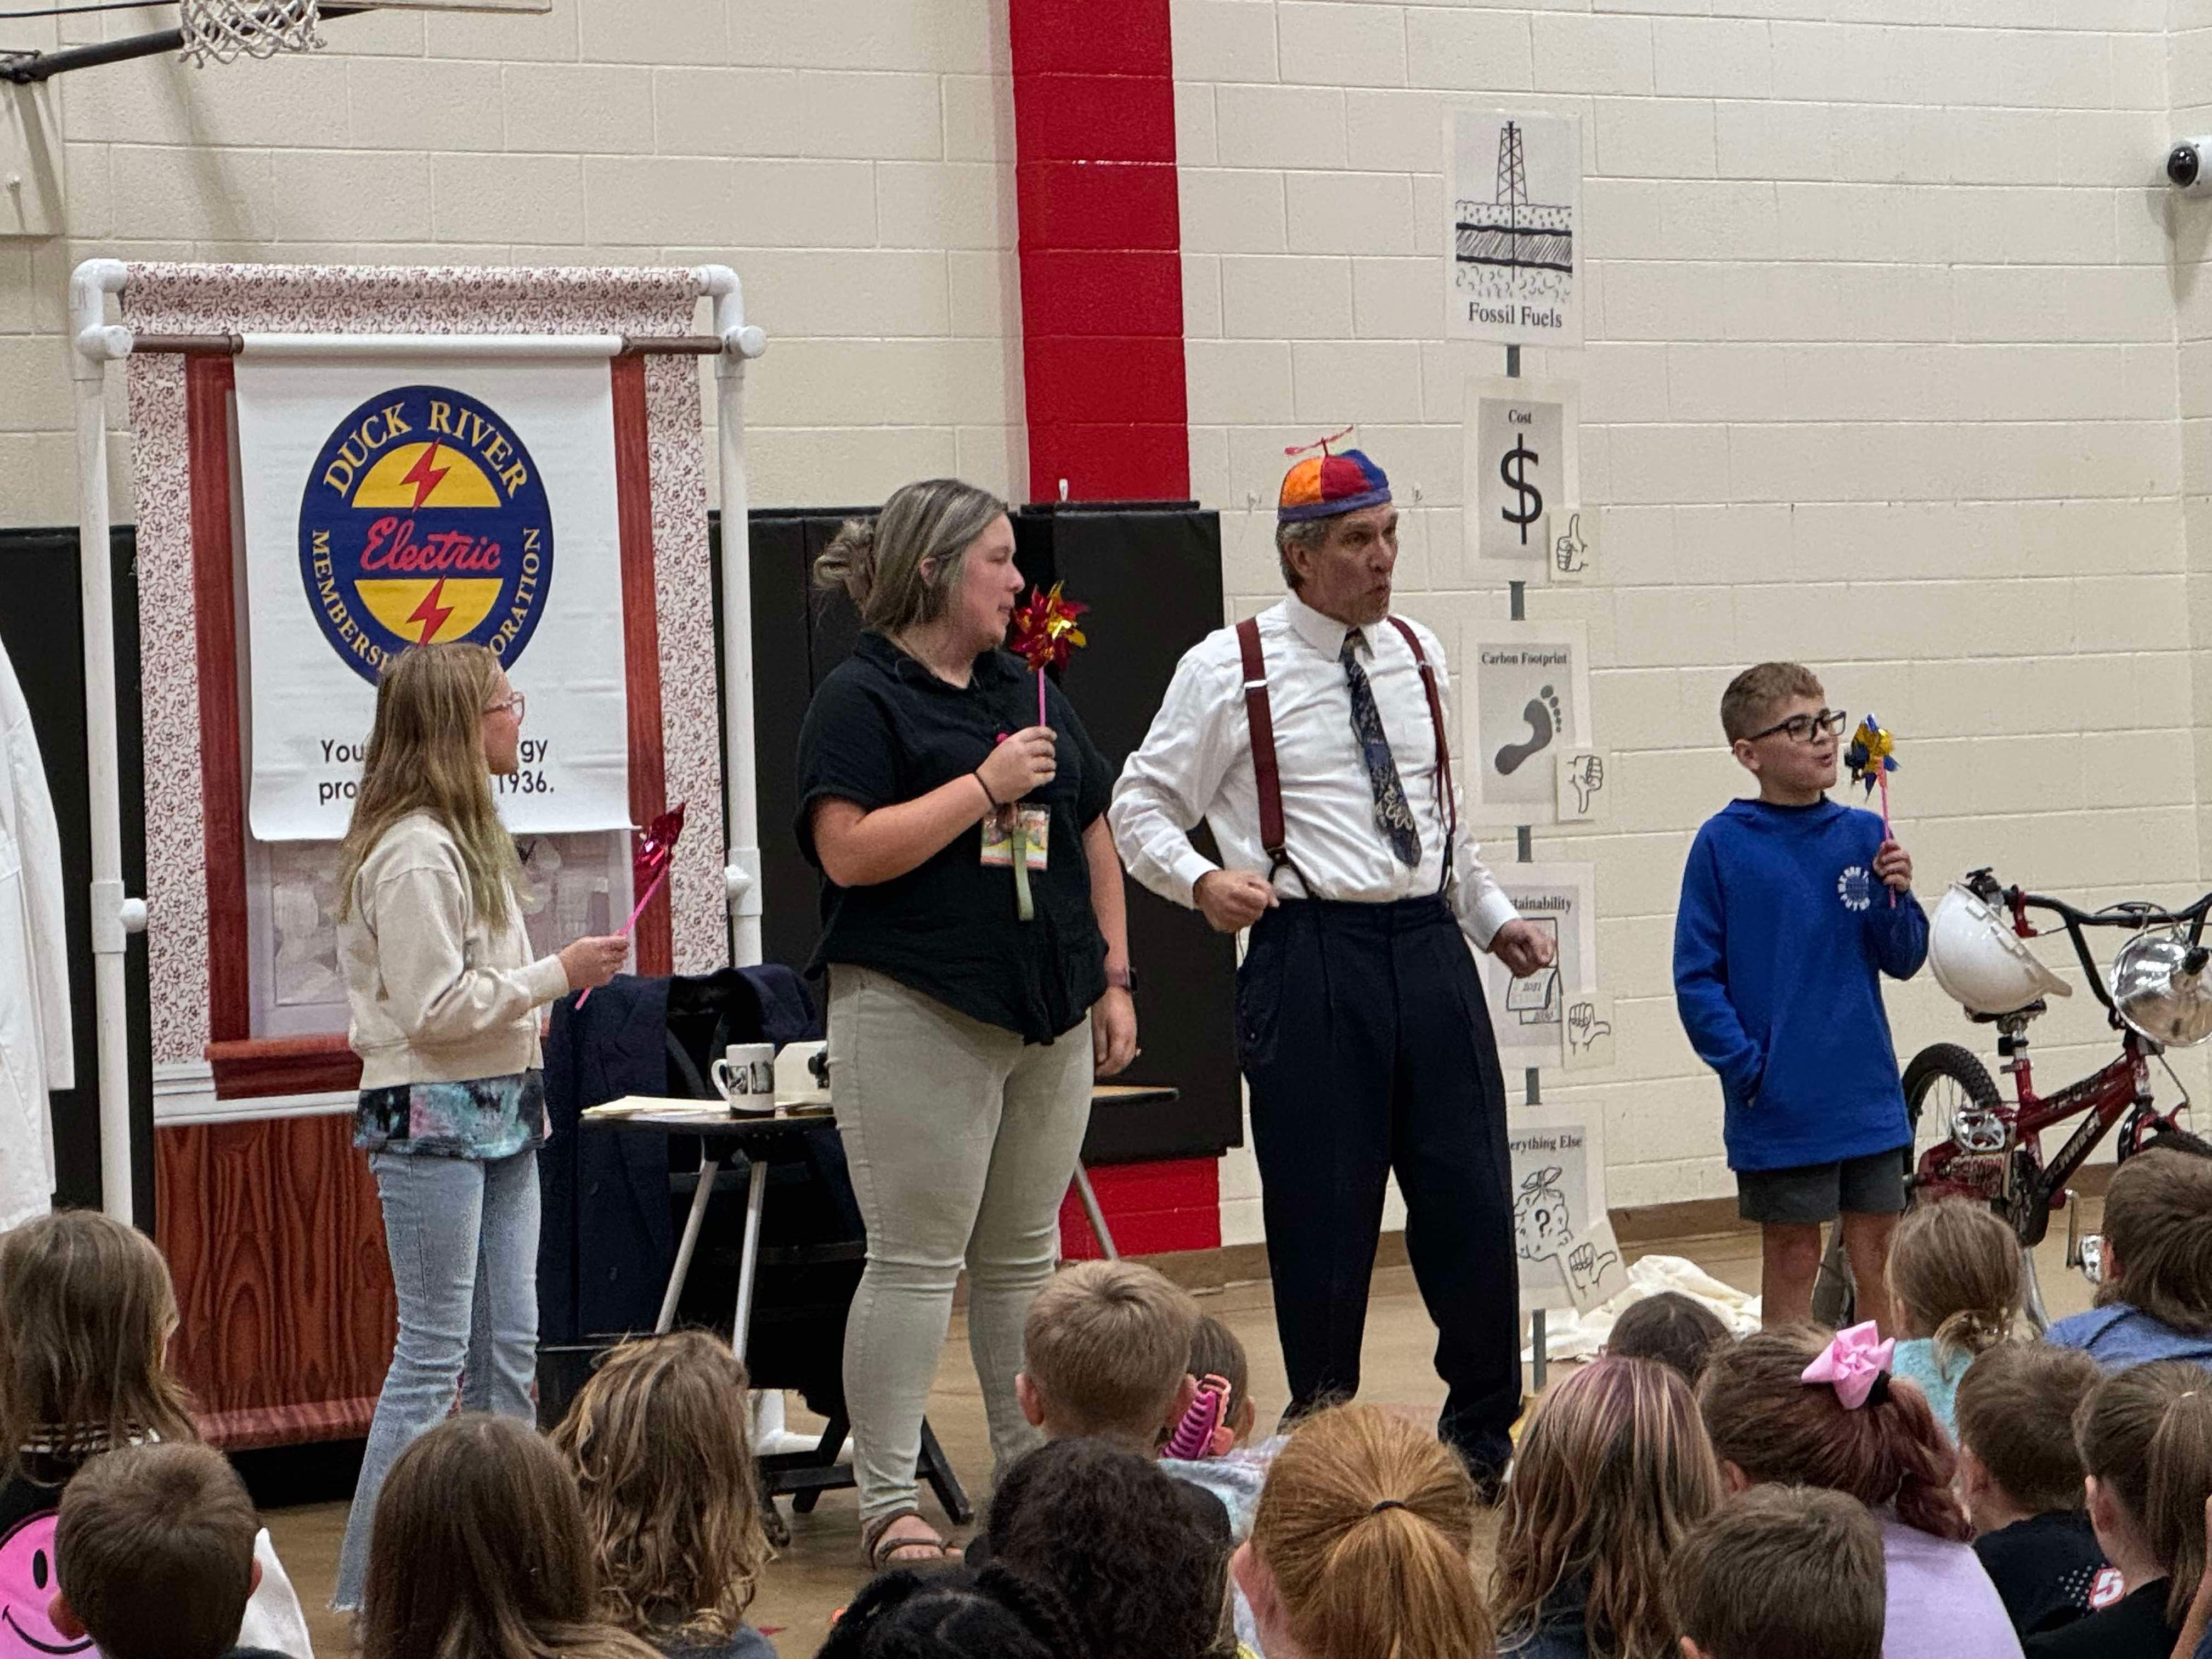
[1237,892,1520,1475]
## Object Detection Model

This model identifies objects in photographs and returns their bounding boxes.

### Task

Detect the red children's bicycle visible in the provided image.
[1813,867,2212,1330]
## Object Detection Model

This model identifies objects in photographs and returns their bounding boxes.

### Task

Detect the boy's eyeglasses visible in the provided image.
[1748,708,1847,744]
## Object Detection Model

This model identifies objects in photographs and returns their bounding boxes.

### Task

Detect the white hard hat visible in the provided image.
[1927,882,2073,1015]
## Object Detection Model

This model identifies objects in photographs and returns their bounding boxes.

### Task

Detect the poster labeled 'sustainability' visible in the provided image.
[1445,109,1583,348]
[1477,859,1596,1073]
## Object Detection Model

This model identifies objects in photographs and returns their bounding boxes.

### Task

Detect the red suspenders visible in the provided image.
[1234,613,1456,889]
[1235,616,1294,881]
[1385,613,1459,858]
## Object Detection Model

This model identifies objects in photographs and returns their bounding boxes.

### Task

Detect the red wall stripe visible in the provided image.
[1009,0,1189,504]
[610,356,672,979]
[1058,1158,1222,1261]
[1012,2,1216,1255]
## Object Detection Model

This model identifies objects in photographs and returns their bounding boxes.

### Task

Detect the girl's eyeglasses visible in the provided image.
[484,693,527,723]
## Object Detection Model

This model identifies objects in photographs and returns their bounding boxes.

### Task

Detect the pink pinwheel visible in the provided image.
[1799,1320,1895,1411]
[575,802,685,1007]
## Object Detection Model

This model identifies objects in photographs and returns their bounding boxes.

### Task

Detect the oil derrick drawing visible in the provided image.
[1455,121,1573,277]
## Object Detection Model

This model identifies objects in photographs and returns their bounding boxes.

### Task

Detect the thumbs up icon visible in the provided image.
[1554,511,1589,574]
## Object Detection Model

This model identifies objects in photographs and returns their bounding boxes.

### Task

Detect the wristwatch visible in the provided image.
[1105,967,1136,992]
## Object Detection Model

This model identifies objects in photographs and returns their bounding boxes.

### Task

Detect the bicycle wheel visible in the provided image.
[1903,1042,2002,1177]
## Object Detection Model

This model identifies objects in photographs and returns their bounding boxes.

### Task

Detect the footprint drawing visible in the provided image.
[1494,685,1562,776]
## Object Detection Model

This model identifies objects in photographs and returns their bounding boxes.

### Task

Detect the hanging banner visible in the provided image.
[1445,110,1583,347]
[234,357,631,841]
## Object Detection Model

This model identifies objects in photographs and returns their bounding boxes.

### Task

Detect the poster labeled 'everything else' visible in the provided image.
[234,354,632,842]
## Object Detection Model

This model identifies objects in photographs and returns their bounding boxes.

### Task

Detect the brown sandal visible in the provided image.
[863,1510,961,1571]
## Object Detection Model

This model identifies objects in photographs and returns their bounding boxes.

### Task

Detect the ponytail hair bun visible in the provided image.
[811,479,1009,636]
[814,516,879,610]
[1251,1405,1491,1659]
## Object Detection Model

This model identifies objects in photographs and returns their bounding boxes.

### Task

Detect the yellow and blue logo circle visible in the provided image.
[299,385,553,683]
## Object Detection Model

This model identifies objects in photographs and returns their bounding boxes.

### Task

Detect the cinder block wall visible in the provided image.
[0,0,2202,1228]
[1175,0,2194,1233]
[0,0,1028,519]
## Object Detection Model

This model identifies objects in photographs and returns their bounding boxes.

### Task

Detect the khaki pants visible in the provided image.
[828,965,1094,1526]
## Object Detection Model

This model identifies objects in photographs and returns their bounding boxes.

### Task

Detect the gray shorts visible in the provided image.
[1736,1146,1909,1226]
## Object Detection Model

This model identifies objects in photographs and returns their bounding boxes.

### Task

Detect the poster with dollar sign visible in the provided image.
[1464,376,1580,580]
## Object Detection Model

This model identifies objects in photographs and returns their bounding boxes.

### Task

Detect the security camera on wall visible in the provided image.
[2169,138,2212,194]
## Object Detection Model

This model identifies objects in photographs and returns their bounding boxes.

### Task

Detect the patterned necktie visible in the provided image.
[1341,628,1421,866]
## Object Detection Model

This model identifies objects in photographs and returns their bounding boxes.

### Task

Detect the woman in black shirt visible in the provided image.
[795,478,1137,1570]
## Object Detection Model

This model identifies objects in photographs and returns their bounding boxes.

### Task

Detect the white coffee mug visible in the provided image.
[712,1042,777,1111]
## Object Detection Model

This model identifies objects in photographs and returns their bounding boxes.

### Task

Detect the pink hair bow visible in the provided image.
[1800,1321,1895,1410]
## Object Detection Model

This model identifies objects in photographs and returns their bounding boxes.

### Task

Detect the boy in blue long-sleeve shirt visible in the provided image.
[1673,662,1928,1333]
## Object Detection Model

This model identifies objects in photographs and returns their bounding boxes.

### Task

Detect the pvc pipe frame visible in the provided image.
[65,259,771,1220]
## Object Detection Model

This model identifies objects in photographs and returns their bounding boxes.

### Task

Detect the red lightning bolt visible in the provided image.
[407,577,455,644]
[400,440,450,510]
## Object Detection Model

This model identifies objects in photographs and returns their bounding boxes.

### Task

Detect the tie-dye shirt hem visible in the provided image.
[353,1068,547,1159]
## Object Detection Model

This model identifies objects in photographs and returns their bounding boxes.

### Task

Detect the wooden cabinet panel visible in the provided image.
[156,1115,394,1449]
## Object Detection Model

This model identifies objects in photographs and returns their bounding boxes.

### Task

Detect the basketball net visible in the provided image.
[178,0,322,65]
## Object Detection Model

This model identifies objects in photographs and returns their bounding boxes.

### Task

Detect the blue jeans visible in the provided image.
[332,1147,540,1609]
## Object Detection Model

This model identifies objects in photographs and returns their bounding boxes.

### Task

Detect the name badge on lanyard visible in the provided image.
[981,805,1051,870]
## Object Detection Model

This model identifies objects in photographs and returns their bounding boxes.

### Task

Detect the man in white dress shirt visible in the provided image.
[1109,443,1552,1483]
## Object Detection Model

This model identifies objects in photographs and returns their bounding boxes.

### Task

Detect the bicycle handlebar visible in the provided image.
[1994,877,2212,1017]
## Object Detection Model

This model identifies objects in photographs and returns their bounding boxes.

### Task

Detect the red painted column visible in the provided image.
[1008,0,1190,503]
[1009,3,1217,1255]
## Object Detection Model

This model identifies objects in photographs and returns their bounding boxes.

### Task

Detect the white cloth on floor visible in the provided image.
[0,636,71,1232]
[241,1526,317,1659]
[1520,1254,1761,1364]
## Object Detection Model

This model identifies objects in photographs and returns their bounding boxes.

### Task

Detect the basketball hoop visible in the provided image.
[178,0,323,65]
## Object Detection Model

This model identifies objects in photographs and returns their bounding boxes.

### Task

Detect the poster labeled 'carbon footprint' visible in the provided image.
[1464,620,1592,825]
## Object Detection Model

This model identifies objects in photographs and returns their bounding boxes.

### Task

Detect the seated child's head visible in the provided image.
[1181,1313,1256,1454]
[1951,1342,2102,1533]
[1885,1199,2021,1360]
[1238,1404,1491,1659]
[1671,1485,1884,1659]
[1719,662,1836,794]
[551,1329,770,1646]
[986,1437,1228,1659]
[0,1210,196,1469]
[1494,1356,1722,1659]
[1604,1293,1731,1386]
[363,1412,656,1659]
[2095,1148,2212,1335]
[1017,1260,1200,1453]
[1699,1322,1968,1542]
[2073,1359,2212,1626]
[49,1443,261,1659]
[817,1566,1084,1659]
